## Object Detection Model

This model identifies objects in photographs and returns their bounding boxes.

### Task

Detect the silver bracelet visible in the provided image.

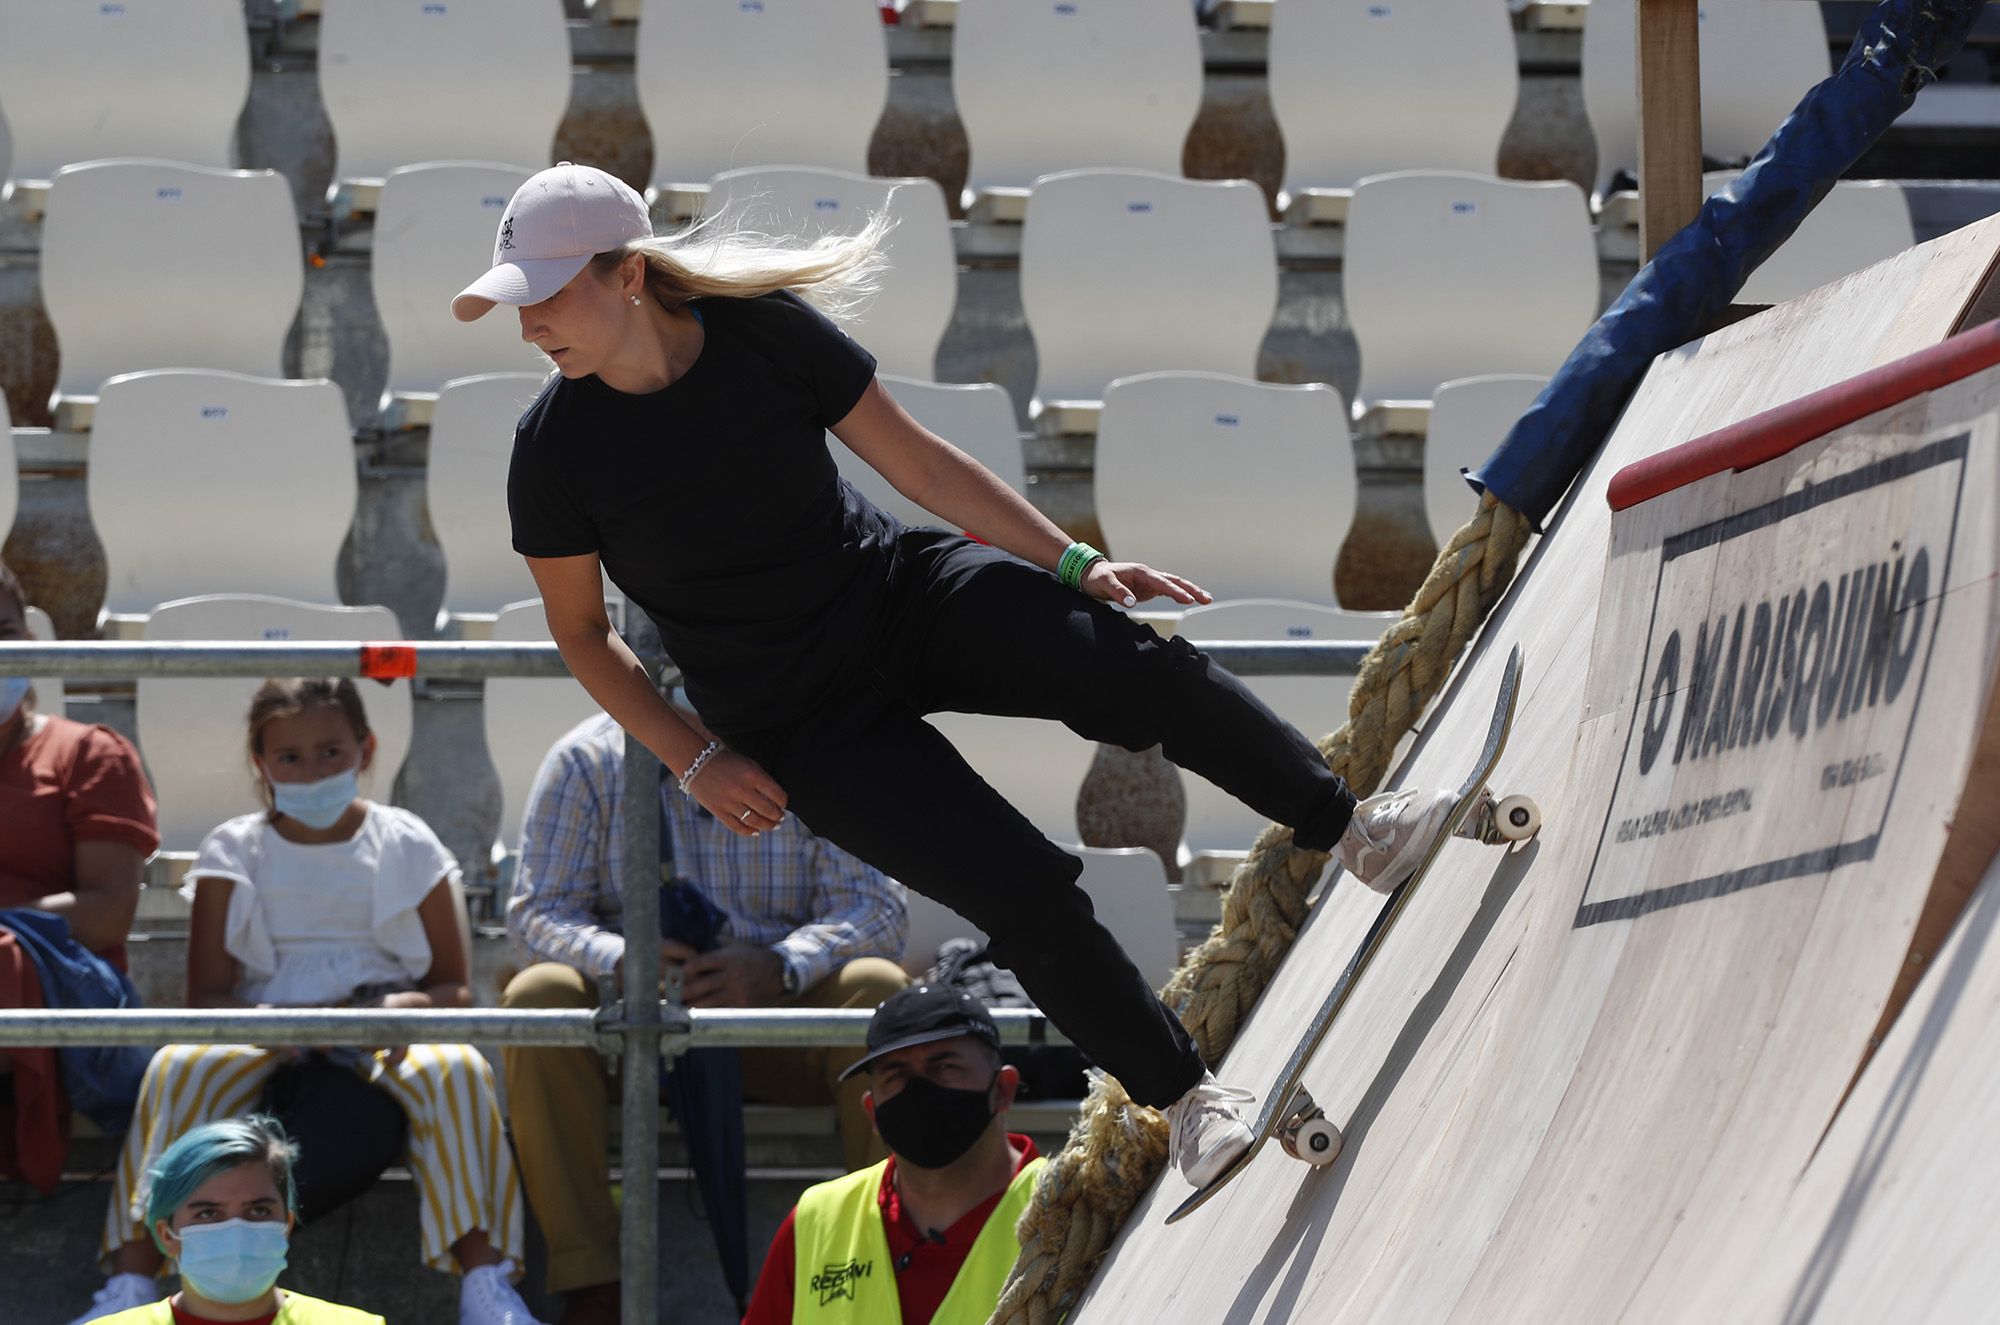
[678,739,722,790]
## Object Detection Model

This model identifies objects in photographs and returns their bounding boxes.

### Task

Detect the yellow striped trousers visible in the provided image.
[100,1042,523,1275]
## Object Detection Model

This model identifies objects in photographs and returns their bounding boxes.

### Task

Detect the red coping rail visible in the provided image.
[1607,317,2000,511]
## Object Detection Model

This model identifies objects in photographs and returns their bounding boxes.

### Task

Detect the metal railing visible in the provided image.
[0,632,1361,1323]
[0,637,1368,679]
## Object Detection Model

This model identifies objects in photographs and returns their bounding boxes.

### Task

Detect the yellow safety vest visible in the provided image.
[791,1155,1046,1325]
[98,1289,385,1324]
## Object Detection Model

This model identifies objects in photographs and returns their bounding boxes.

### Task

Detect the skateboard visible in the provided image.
[1165,644,1536,1224]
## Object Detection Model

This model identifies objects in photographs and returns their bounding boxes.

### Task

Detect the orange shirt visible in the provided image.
[0,714,159,968]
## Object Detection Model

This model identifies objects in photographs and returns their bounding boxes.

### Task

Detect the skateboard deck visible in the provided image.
[1166,644,1530,1224]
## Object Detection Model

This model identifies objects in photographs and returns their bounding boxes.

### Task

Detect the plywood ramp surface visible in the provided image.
[1068,214,2000,1325]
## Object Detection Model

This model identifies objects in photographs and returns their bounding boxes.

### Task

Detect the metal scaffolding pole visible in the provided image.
[0,640,575,679]
[618,617,666,1325]
[0,1006,1071,1049]
[0,1007,608,1047]
[0,638,1367,679]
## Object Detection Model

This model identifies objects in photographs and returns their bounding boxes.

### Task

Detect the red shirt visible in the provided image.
[0,715,159,969]
[742,1136,1040,1325]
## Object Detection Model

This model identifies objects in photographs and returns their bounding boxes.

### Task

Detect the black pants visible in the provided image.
[724,533,1356,1107]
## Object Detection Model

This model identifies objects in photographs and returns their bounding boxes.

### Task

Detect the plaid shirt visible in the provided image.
[506,714,906,989]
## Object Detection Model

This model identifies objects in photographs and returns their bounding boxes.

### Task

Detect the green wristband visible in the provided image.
[1058,541,1105,590]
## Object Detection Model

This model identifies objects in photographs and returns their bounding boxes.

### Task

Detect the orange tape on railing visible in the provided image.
[359,644,418,683]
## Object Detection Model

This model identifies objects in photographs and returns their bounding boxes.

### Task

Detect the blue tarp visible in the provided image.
[1470,0,1992,530]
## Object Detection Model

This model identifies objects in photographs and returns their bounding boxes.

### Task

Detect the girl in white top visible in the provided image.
[71,679,541,1325]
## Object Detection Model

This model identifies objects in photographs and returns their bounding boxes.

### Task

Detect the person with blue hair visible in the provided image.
[90,1114,381,1324]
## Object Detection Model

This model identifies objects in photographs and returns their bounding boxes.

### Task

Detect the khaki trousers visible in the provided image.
[501,957,908,1294]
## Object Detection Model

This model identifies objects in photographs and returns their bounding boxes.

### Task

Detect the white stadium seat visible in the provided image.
[1072,846,1178,991]
[0,0,249,204]
[1269,0,1519,222]
[1722,175,1915,306]
[372,163,547,422]
[926,711,1098,846]
[483,599,603,854]
[428,372,550,622]
[1343,170,1596,411]
[898,845,1175,990]
[89,372,355,622]
[1423,374,1547,548]
[952,0,1203,217]
[40,161,303,427]
[25,606,63,722]
[705,167,956,380]
[900,887,986,975]
[1019,170,1277,427]
[316,0,569,211]
[1583,0,1830,200]
[1095,372,1355,604]
[138,596,415,852]
[1173,599,1391,861]
[1,393,13,549]
[832,376,1023,530]
[636,0,888,207]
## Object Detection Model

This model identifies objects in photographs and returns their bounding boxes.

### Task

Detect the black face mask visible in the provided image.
[873,1073,997,1170]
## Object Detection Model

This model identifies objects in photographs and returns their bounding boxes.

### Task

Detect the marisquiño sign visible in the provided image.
[1576,433,1969,928]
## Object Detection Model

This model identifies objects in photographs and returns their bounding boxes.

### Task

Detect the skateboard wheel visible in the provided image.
[1291,1117,1344,1167]
[1495,795,1541,841]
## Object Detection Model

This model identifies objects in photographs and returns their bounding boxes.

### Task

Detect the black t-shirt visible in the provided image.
[507,289,896,733]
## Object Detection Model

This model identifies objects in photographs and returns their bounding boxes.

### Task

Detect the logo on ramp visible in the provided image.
[1579,432,1967,927]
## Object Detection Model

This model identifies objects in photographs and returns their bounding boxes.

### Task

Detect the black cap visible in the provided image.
[838,983,1002,1082]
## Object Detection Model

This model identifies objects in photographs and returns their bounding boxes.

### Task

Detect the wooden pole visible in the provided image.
[1635,0,1703,261]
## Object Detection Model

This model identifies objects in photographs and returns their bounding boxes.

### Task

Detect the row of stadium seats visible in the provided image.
[100,588,1352,899]
[23,155,1917,436]
[0,0,1859,224]
[2,365,1541,630]
[104,587,1188,991]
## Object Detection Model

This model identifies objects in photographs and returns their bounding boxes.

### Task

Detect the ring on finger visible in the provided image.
[739,809,754,823]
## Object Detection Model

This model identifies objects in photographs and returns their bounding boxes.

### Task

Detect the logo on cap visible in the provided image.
[497,216,517,252]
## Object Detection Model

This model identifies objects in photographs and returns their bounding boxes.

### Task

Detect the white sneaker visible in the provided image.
[1165,1072,1256,1188]
[460,1261,545,1325]
[64,1273,156,1324]
[1335,787,1459,894]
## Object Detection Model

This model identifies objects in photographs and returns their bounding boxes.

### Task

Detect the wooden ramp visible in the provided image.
[1068,214,2000,1324]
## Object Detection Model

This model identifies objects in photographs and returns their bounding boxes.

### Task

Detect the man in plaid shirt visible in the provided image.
[500,709,909,1325]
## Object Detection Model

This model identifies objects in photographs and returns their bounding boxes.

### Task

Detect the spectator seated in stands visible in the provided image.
[67,678,542,1325]
[500,704,911,1325]
[741,983,1046,1325]
[86,1113,383,1325]
[0,557,157,1194]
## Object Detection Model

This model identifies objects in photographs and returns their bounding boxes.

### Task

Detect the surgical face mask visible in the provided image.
[173,1217,289,1304]
[873,1073,997,1170]
[0,676,29,725]
[266,765,360,830]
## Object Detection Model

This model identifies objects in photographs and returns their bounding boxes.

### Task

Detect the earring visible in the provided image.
[630,295,642,306]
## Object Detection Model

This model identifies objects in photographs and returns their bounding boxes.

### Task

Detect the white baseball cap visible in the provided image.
[451,162,653,322]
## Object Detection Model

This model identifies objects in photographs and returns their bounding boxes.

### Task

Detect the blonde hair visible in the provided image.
[588,205,894,323]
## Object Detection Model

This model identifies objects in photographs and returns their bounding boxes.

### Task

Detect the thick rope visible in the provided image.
[989,492,1535,1325]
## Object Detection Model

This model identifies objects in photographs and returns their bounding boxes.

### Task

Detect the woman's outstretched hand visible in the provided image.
[687,747,789,836]
[1081,560,1214,609]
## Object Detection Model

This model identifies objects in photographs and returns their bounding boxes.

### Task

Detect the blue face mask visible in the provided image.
[0,676,29,725]
[267,765,360,830]
[173,1217,289,1304]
